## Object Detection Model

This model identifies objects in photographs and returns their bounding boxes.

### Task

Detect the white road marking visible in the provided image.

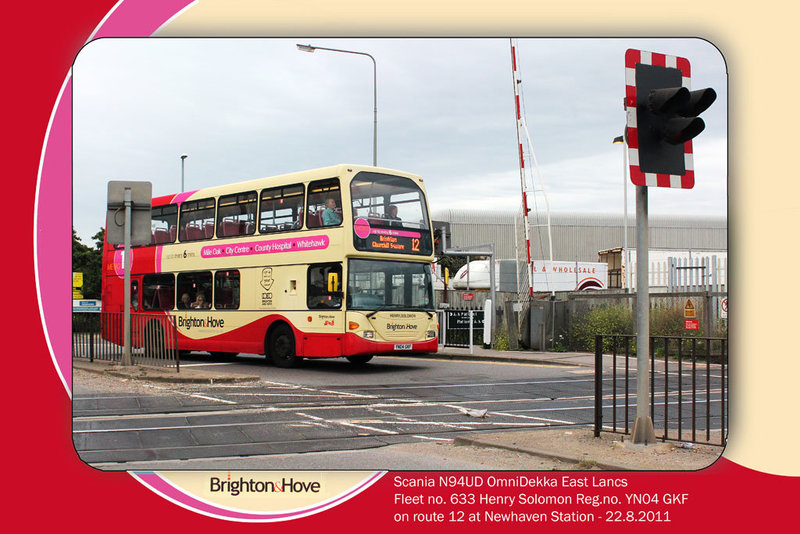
[297,412,398,435]
[188,394,237,404]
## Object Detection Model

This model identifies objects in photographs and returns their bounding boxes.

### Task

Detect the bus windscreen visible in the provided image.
[350,172,432,255]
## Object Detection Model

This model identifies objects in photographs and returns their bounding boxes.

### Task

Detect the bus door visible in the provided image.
[303,263,344,357]
[129,278,142,340]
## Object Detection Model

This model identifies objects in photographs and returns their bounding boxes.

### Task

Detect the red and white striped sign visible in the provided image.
[625,49,694,189]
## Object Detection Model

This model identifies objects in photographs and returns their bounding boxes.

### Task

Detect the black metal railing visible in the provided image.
[72,312,180,371]
[436,309,485,348]
[594,334,727,446]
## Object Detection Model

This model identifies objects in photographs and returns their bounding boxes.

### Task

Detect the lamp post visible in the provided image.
[180,154,188,192]
[613,134,630,291]
[297,43,377,166]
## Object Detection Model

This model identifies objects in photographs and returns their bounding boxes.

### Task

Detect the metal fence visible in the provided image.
[72,312,180,370]
[594,334,727,446]
[437,308,485,348]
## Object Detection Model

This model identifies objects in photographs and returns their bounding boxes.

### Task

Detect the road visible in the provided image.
[73,354,598,469]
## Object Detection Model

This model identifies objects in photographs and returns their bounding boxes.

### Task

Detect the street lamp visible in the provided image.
[613,134,630,291]
[296,43,377,166]
[180,154,188,192]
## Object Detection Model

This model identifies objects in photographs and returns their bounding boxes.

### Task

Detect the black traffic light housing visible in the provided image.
[432,221,451,256]
[635,63,716,176]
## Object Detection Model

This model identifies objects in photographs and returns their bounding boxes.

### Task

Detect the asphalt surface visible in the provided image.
[73,346,724,470]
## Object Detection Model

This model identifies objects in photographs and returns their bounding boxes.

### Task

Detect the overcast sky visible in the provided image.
[72,37,727,244]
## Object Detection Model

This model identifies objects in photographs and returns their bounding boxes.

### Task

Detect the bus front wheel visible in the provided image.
[269,323,300,368]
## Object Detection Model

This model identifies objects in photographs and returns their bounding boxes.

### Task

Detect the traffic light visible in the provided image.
[432,221,451,256]
[626,49,716,188]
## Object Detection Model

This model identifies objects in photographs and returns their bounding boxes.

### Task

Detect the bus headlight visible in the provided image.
[363,330,375,339]
[426,330,436,339]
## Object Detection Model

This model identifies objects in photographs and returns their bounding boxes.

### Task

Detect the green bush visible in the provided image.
[567,305,633,352]
[714,318,727,339]
[494,328,510,351]
[649,305,687,337]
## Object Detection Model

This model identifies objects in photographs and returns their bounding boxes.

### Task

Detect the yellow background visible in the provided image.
[150,0,800,475]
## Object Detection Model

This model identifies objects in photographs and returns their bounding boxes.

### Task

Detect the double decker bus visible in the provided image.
[101,164,438,367]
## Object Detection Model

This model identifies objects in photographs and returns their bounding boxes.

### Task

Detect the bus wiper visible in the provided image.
[366,307,434,319]
[366,306,389,318]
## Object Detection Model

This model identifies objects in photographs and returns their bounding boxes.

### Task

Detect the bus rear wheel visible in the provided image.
[346,355,373,365]
[269,324,300,368]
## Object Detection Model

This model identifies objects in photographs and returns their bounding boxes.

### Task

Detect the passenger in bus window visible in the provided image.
[179,293,192,309]
[321,198,341,226]
[192,293,210,309]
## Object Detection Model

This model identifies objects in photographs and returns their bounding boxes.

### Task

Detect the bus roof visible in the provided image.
[152,164,423,205]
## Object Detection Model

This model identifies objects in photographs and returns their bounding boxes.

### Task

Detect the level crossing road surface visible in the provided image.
[72,353,725,469]
[73,355,602,467]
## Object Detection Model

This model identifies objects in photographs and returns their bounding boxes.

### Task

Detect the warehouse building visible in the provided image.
[432,209,727,261]
[431,209,728,290]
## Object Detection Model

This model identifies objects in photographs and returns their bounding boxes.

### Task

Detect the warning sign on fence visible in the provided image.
[684,299,696,319]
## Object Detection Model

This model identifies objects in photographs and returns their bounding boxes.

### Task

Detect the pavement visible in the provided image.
[72,345,595,383]
[73,346,723,471]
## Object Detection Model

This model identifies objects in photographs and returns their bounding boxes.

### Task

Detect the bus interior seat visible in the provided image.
[307,210,322,228]
[216,287,233,308]
[184,224,203,241]
[153,228,171,244]
[151,287,174,310]
[220,220,238,237]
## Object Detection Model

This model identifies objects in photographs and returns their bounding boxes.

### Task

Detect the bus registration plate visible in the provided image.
[394,344,413,350]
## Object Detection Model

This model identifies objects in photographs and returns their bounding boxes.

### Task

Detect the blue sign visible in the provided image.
[73,299,101,312]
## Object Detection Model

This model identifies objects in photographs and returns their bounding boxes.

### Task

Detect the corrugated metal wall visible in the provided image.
[431,209,727,262]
